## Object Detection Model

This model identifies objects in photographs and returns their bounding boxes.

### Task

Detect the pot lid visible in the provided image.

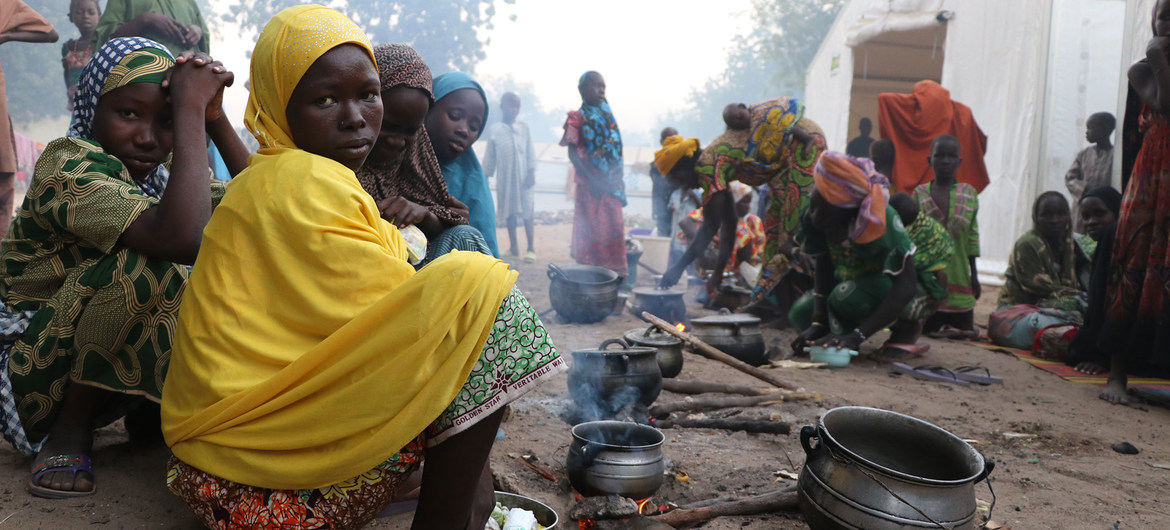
[690,312,761,325]
[623,326,682,346]
[631,286,686,297]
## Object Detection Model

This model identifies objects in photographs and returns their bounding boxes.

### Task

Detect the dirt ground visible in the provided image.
[2,221,1169,530]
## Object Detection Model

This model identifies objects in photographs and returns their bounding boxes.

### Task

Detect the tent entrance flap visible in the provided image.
[846,25,947,146]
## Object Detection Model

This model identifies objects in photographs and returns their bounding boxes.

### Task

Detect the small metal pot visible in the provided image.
[688,310,766,366]
[548,264,620,324]
[627,287,687,324]
[567,338,663,417]
[623,326,684,378]
[566,420,665,499]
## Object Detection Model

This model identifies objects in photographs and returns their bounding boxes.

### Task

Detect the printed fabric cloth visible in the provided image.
[95,0,210,55]
[677,209,765,269]
[914,182,981,312]
[906,214,953,300]
[998,229,1087,318]
[61,39,94,111]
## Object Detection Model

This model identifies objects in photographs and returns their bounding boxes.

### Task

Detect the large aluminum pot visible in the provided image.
[568,338,662,417]
[566,420,665,499]
[548,264,620,324]
[688,310,766,366]
[798,407,994,530]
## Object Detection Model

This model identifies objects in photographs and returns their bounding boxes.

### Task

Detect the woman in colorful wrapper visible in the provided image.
[788,151,937,362]
[0,37,243,498]
[160,6,564,529]
[561,71,627,276]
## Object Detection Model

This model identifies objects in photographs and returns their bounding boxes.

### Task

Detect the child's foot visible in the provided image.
[523,250,536,263]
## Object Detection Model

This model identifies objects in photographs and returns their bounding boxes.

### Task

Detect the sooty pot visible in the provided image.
[567,338,662,417]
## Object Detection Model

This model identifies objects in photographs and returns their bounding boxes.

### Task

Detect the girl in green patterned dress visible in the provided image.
[0,37,245,498]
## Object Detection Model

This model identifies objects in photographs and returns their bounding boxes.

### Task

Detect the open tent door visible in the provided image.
[846,25,947,146]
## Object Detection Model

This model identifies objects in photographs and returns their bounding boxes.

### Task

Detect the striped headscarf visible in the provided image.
[68,37,175,198]
[813,150,890,244]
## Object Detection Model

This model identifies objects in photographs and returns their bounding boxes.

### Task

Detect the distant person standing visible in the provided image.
[483,92,537,262]
[1,1,57,235]
[1065,112,1115,231]
[846,117,875,158]
[62,0,100,111]
[649,126,678,237]
[95,0,209,54]
[560,71,627,276]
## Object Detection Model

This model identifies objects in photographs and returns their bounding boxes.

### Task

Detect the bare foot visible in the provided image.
[1099,378,1130,404]
[1074,362,1106,375]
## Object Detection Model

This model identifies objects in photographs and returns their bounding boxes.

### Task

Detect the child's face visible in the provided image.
[500,95,520,124]
[425,88,485,161]
[1079,196,1116,242]
[370,86,429,163]
[92,83,174,181]
[723,103,750,130]
[582,75,606,106]
[927,141,961,180]
[69,1,100,33]
[1157,0,1170,37]
[1085,118,1112,144]
[1033,195,1070,239]
[285,45,383,172]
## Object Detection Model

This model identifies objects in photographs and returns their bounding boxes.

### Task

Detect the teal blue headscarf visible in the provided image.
[432,72,498,257]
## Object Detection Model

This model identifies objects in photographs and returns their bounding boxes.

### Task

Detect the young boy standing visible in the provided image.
[1065,112,1115,231]
[483,92,537,261]
[914,135,981,338]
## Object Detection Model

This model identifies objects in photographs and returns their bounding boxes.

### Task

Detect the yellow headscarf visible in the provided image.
[654,135,700,175]
[244,4,376,149]
[162,5,518,490]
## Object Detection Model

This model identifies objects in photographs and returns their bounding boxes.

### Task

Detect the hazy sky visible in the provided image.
[210,0,754,146]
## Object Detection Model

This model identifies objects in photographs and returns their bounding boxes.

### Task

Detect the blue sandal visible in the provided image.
[28,453,95,498]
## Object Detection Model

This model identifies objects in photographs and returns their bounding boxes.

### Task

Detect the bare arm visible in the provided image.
[207,114,249,177]
[0,28,59,45]
[1130,36,1170,114]
[707,194,738,295]
[659,191,732,288]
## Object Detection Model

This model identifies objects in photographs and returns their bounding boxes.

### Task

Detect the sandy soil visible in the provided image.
[2,222,1169,530]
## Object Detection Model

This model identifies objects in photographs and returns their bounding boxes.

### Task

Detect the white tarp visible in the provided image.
[805,0,1127,270]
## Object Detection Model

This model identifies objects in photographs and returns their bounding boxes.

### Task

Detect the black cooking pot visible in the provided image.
[548,264,620,324]
[627,287,687,324]
[623,326,684,378]
[567,338,662,417]
[688,310,767,366]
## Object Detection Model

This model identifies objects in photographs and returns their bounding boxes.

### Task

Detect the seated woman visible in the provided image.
[354,43,490,267]
[997,191,1090,317]
[0,37,242,498]
[1066,186,1121,374]
[159,7,564,530]
[788,152,935,362]
[427,72,499,257]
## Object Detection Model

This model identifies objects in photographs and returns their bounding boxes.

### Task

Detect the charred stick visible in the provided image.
[653,418,791,434]
[642,311,800,391]
[649,395,784,417]
[650,490,799,527]
[662,379,786,396]
[637,261,663,276]
[516,455,558,483]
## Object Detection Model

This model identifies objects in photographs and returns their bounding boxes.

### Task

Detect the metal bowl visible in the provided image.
[494,491,559,529]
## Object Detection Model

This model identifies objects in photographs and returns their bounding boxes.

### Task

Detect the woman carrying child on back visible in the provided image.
[0,37,243,499]
[160,6,564,529]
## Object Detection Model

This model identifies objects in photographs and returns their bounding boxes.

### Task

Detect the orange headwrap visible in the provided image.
[654,135,701,175]
[813,151,890,244]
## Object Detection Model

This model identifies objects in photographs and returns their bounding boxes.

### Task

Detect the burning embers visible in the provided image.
[571,494,672,530]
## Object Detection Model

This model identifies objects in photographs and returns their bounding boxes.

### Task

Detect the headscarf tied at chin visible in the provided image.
[245,4,376,150]
[813,150,890,244]
[654,135,700,175]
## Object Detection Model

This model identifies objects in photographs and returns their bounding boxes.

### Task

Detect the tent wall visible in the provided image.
[805,0,1127,268]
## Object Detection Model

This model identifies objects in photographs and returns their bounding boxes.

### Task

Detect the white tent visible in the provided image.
[804,0,1137,275]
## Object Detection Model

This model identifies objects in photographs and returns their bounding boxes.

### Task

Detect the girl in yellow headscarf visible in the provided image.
[159,6,563,529]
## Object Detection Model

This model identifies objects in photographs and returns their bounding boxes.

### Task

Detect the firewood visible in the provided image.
[516,455,558,483]
[649,395,784,417]
[649,489,799,527]
[653,417,791,434]
[643,311,800,390]
[662,379,786,396]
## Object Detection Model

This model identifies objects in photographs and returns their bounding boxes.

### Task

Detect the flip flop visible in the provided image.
[891,363,971,386]
[524,251,537,263]
[871,342,931,364]
[954,365,1004,385]
[28,453,95,499]
[926,325,980,340]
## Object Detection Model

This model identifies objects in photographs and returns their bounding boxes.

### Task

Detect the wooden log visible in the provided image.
[649,490,799,527]
[653,417,791,434]
[662,379,786,396]
[649,395,784,417]
[642,311,800,391]
[516,455,558,483]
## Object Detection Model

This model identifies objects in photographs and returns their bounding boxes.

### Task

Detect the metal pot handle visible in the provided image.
[975,458,995,483]
[599,338,631,350]
[547,263,567,281]
[579,442,600,467]
[800,425,820,454]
